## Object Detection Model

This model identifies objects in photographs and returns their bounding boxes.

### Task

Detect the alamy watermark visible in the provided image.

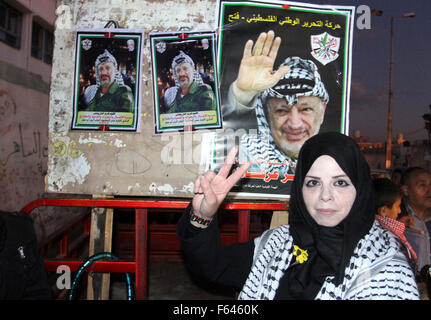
[56,265,71,290]
[356,5,373,30]
[160,128,263,167]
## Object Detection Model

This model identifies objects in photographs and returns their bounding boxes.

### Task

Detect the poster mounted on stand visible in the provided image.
[72,29,144,131]
[150,31,222,134]
[203,0,355,198]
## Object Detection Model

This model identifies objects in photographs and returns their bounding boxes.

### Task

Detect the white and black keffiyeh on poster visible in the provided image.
[72,29,144,131]
[150,31,222,134]
[202,0,355,198]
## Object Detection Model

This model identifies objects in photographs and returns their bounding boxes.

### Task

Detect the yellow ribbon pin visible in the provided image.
[293,245,308,264]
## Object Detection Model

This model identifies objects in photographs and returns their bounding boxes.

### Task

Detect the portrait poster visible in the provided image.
[72,29,144,131]
[150,31,222,134]
[203,0,355,198]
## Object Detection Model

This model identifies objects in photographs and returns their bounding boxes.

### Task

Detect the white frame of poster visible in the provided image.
[71,28,144,131]
[150,30,223,134]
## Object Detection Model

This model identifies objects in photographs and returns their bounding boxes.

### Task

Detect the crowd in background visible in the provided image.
[374,166,431,299]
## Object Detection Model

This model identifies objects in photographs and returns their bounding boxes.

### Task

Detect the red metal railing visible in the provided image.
[21,198,288,300]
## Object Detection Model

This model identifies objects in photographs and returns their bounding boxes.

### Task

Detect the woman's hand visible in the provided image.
[192,147,250,223]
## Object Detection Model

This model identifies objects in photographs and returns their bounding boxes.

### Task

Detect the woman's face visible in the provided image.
[302,155,357,227]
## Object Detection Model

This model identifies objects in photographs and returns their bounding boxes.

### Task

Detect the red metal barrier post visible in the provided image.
[135,208,148,300]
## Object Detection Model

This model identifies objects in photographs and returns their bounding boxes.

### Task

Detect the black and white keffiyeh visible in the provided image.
[238,221,419,300]
[164,51,205,108]
[239,131,296,177]
[239,57,328,174]
[83,49,126,105]
[94,49,124,87]
[266,56,329,106]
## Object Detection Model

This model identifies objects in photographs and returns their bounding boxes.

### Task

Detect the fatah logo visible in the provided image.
[81,39,92,51]
[310,32,340,65]
[156,41,166,54]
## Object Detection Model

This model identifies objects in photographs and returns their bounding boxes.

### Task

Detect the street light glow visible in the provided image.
[371,9,416,18]
[371,9,383,16]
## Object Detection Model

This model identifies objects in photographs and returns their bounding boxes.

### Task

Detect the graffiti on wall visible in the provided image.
[0,89,49,211]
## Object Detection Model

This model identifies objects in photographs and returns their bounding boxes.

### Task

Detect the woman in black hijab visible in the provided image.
[177,132,419,299]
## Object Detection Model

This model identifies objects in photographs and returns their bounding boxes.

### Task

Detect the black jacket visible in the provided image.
[176,204,254,291]
[0,211,51,299]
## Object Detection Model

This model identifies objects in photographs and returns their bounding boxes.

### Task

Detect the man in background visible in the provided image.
[400,167,431,273]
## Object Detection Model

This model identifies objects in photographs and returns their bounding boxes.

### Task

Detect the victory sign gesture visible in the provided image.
[191,147,250,227]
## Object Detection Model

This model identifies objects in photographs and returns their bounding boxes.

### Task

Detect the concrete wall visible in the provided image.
[0,79,48,210]
[1,0,55,211]
[45,0,431,200]
[0,0,88,244]
[47,0,216,199]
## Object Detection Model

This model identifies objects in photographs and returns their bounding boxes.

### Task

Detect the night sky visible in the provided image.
[309,0,430,142]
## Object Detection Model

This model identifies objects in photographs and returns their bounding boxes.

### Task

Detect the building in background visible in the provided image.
[0,0,88,244]
[1,0,55,211]
[353,129,431,173]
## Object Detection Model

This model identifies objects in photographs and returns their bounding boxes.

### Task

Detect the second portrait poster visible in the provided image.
[150,31,222,134]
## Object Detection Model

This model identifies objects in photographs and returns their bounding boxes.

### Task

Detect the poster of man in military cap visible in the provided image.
[72,29,144,131]
[150,31,222,134]
[202,0,355,198]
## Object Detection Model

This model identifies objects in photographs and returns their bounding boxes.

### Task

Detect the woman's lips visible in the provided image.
[317,209,336,215]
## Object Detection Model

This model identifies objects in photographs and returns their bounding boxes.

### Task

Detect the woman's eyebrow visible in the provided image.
[304,175,320,179]
[304,174,349,179]
[332,174,349,179]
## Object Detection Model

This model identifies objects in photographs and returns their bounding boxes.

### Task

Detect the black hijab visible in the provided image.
[281,132,375,299]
